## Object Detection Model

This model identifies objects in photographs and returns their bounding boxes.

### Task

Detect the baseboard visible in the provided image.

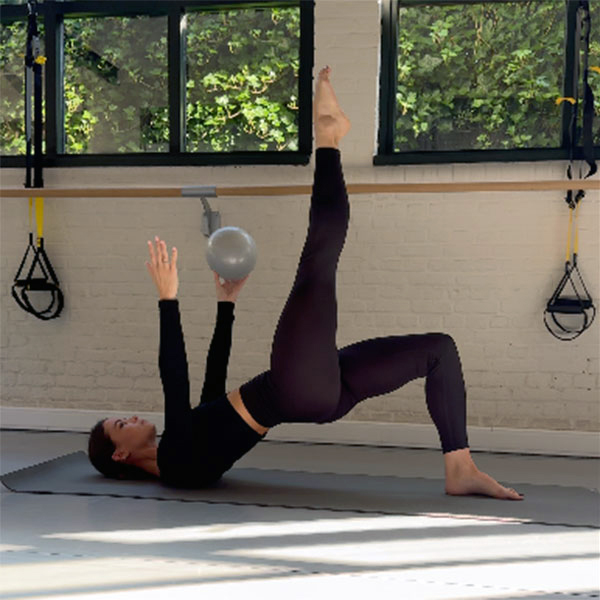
[1,406,598,457]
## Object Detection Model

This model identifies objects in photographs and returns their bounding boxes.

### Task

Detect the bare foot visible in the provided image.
[314,66,351,148]
[444,448,524,501]
[446,468,524,500]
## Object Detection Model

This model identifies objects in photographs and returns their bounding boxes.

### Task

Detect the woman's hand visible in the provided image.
[146,236,179,300]
[213,271,249,303]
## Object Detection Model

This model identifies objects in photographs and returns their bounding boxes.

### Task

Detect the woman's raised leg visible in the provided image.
[268,67,351,421]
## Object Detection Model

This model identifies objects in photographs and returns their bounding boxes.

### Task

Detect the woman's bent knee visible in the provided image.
[429,333,457,353]
[426,333,460,367]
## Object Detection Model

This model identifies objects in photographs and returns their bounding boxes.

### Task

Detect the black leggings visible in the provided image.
[240,148,469,453]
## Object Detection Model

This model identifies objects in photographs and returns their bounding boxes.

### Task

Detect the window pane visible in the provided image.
[0,19,46,155]
[395,2,565,152]
[185,6,300,152]
[589,1,599,145]
[64,15,168,154]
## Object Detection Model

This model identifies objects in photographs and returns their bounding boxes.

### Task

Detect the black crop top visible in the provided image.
[156,300,264,488]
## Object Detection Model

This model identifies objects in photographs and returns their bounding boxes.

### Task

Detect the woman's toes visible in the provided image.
[505,487,524,501]
[319,65,331,80]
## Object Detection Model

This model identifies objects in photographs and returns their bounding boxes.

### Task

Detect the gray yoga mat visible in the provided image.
[2,451,598,528]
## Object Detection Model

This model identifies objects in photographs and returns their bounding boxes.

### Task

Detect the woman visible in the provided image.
[89,67,523,500]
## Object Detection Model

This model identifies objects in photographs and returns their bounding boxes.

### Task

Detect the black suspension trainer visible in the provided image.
[12,0,64,321]
[544,0,597,341]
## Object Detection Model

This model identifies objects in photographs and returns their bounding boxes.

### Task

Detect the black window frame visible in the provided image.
[0,0,314,168]
[376,0,600,165]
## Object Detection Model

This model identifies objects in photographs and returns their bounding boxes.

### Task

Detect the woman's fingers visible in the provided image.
[147,240,157,266]
[148,237,178,273]
[147,237,170,269]
[149,236,173,267]
[157,237,167,264]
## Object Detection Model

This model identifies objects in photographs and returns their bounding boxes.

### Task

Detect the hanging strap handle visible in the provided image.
[12,197,64,320]
[15,1,63,320]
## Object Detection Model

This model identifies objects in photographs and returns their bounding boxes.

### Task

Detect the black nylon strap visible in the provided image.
[564,1,596,208]
[580,1,597,178]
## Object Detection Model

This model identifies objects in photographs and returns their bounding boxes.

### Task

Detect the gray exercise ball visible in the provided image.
[206,226,257,281]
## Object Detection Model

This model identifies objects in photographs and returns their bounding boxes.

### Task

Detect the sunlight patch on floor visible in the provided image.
[5,570,596,600]
[1,554,288,597]
[217,529,597,567]
[43,514,498,544]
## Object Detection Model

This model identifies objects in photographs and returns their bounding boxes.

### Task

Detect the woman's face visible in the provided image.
[103,416,157,455]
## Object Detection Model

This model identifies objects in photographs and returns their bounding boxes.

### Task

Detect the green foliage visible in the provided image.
[1,2,598,156]
[184,7,300,152]
[62,14,170,153]
[1,20,29,154]
[395,1,600,151]
[0,6,299,155]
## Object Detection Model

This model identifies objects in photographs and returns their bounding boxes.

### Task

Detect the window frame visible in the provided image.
[376,0,599,165]
[0,0,314,168]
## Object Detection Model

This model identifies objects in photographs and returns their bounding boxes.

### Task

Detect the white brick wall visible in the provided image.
[1,0,598,433]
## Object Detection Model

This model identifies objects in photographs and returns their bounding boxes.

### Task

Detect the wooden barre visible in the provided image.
[0,179,599,198]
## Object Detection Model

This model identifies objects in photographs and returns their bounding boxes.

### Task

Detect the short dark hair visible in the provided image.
[87,419,153,480]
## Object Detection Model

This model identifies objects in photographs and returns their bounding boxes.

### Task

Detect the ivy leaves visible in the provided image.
[395,2,599,152]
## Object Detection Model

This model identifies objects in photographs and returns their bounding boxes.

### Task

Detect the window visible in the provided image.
[1,19,34,155]
[64,14,169,154]
[0,0,313,167]
[185,8,301,153]
[377,0,600,164]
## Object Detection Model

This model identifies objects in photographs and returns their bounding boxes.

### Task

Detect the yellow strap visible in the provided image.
[566,206,573,263]
[573,201,580,257]
[35,197,44,247]
[565,201,582,262]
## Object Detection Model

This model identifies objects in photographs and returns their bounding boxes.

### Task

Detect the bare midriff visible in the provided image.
[227,388,270,435]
